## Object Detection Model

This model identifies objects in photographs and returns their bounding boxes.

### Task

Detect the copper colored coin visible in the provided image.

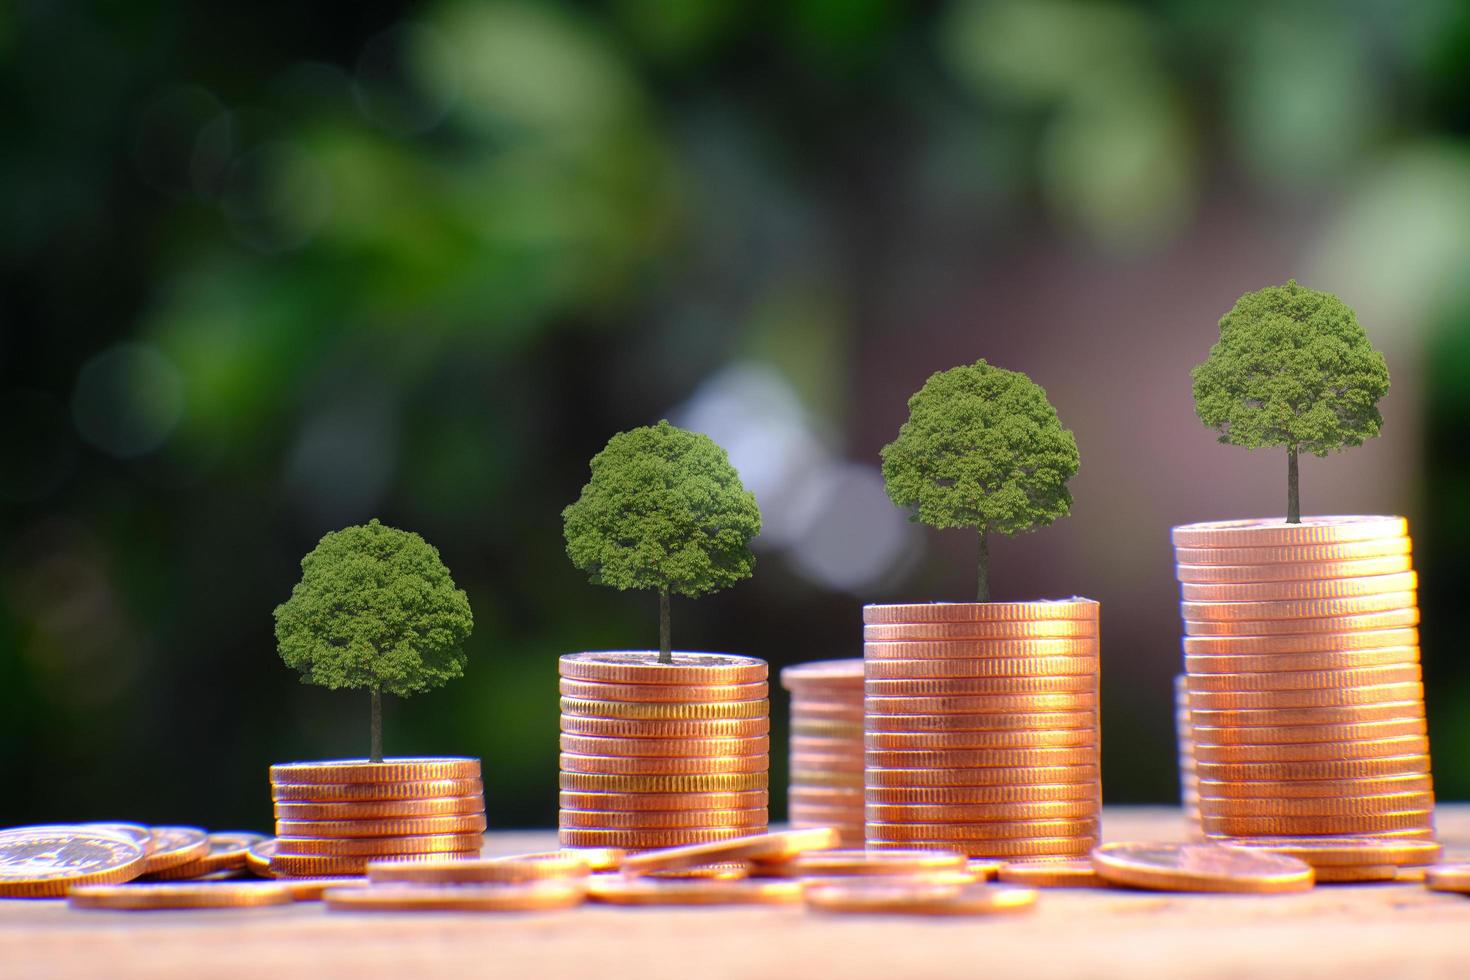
[1219,837,1442,868]
[1188,702,1424,728]
[559,697,767,721]
[559,735,770,758]
[865,747,1099,769]
[790,735,866,755]
[326,880,586,912]
[620,827,839,876]
[865,784,1100,805]
[864,710,1097,732]
[369,851,595,883]
[69,881,293,909]
[143,827,211,875]
[763,849,967,877]
[805,881,1038,915]
[787,786,863,803]
[865,730,1096,751]
[1190,719,1426,746]
[1174,555,1414,584]
[863,599,1099,624]
[864,662,1097,685]
[269,758,481,785]
[1186,664,1420,693]
[1179,571,1415,602]
[1091,841,1314,893]
[996,860,1102,888]
[779,659,864,689]
[271,778,483,803]
[1313,865,1400,883]
[558,791,768,812]
[245,839,276,877]
[1200,812,1435,836]
[273,834,485,857]
[558,808,767,830]
[1195,755,1431,782]
[788,770,864,789]
[0,826,149,898]
[1170,516,1407,549]
[275,797,487,820]
[559,753,767,776]
[274,815,488,838]
[1183,682,1423,711]
[148,832,270,880]
[589,876,803,905]
[560,715,769,739]
[558,828,756,849]
[558,679,768,703]
[559,651,766,686]
[866,677,1098,699]
[1185,648,1419,676]
[1182,591,1417,623]
[269,850,479,877]
[864,765,1100,788]
[866,802,1098,822]
[867,837,1095,859]
[1173,536,1411,565]
[1196,774,1434,800]
[865,692,1098,711]
[83,824,153,853]
[1191,736,1429,764]
[1184,609,1419,637]
[1198,793,1435,818]
[275,877,368,901]
[862,639,1099,660]
[790,719,864,738]
[1424,864,1470,893]
[1182,628,1419,657]
[865,820,1098,842]
[790,702,866,719]
[862,621,1097,641]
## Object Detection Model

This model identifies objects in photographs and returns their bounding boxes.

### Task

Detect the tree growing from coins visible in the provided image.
[1191,280,1390,524]
[563,420,762,664]
[274,519,474,763]
[880,359,1079,603]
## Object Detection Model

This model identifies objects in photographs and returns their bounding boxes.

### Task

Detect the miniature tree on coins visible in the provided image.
[1192,280,1389,524]
[880,359,1079,603]
[274,519,474,763]
[563,420,761,664]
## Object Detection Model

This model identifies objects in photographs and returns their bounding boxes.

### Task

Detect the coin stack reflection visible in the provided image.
[269,758,487,876]
[558,652,770,850]
[1173,517,1436,851]
[862,601,1102,860]
[1175,675,1201,838]
[782,659,864,845]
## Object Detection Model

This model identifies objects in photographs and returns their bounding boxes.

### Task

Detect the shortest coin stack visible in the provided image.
[269,757,487,876]
[782,659,864,846]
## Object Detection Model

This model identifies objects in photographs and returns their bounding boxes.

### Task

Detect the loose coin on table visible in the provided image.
[997,860,1103,888]
[369,851,597,884]
[620,828,839,876]
[69,881,293,909]
[326,881,587,912]
[246,839,276,878]
[143,827,211,875]
[1219,837,1441,868]
[1424,864,1470,894]
[0,825,149,898]
[150,831,270,880]
[1091,842,1314,893]
[758,849,967,878]
[588,877,803,905]
[805,882,1039,915]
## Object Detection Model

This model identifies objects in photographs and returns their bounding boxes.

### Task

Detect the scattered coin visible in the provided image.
[588,876,802,905]
[805,881,1039,915]
[140,827,210,875]
[621,828,839,876]
[1091,842,1313,893]
[997,860,1103,888]
[369,851,596,883]
[1424,864,1470,894]
[0,825,148,898]
[758,849,967,878]
[149,832,270,880]
[246,839,276,877]
[325,881,587,912]
[69,881,293,909]
[1218,837,1441,868]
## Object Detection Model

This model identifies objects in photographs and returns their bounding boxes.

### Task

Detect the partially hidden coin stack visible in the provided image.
[1173,516,1438,877]
[782,659,865,845]
[1175,675,1201,838]
[862,600,1102,860]
[269,758,487,876]
[558,652,770,850]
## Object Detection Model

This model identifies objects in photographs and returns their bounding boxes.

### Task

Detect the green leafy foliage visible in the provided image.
[880,360,1080,535]
[274,519,473,697]
[563,420,761,599]
[1192,280,1390,456]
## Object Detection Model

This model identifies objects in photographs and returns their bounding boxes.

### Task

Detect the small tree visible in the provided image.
[563,420,761,664]
[1192,280,1390,523]
[881,360,1079,603]
[274,519,473,762]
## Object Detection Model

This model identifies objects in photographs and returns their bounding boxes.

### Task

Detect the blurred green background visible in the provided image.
[3,0,1469,832]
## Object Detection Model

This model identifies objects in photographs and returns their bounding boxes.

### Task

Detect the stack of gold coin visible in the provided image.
[862,601,1102,860]
[1172,516,1436,852]
[781,659,864,845]
[269,757,487,876]
[558,652,769,850]
[1175,675,1201,838]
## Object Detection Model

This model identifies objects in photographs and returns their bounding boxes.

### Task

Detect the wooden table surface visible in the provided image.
[5,806,1469,980]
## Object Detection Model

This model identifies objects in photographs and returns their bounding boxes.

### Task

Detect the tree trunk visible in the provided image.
[658,588,672,665]
[977,527,991,603]
[369,688,383,763]
[1287,446,1301,524]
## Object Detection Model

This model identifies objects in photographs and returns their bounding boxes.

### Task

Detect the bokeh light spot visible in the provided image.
[71,343,185,458]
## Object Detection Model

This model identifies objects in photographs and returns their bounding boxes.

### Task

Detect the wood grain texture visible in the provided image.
[5,807,1469,980]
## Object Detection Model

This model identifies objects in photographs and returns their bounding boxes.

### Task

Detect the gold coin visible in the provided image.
[864,747,1099,768]
[1092,841,1313,893]
[559,651,766,686]
[863,658,1096,681]
[1197,774,1434,799]
[791,719,864,738]
[866,802,1098,822]
[1196,754,1431,782]
[0,825,148,897]
[996,859,1103,888]
[1184,682,1422,711]
[271,778,484,803]
[761,849,967,877]
[864,765,1100,787]
[863,599,1098,624]
[1174,536,1411,565]
[864,730,1096,751]
[369,851,596,883]
[1219,837,1442,867]
[1170,516,1407,549]
[275,797,487,821]
[558,808,767,830]
[245,839,276,877]
[269,758,482,785]
[865,710,1097,732]
[1183,590,1416,623]
[620,827,839,876]
[325,880,586,911]
[588,876,803,905]
[1174,555,1414,584]
[1187,664,1421,694]
[1202,812,1436,836]
[69,881,294,909]
[865,784,1100,805]
[865,691,1098,711]
[558,790,768,812]
[1191,719,1426,746]
[1185,647,1419,674]
[274,833,485,857]
[558,827,757,849]
[559,697,767,721]
[1425,864,1470,893]
[143,827,211,875]
[805,881,1038,915]
[559,715,769,739]
[863,639,1099,660]
[560,753,766,776]
[1189,701,1424,727]
[1183,627,1419,657]
[780,659,864,688]
[1199,792,1435,818]
[1180,572,1416,603]
[865,820,1098,842]
[558,678,769,703]
[1185,608,1419,636]
[274,815,488,838]
[1192,736,1429,764]
[148,832,271,880]
[862,620,1097,641]
[868,837,1094,859]
[559,735,770,758]
[270,849,479,877]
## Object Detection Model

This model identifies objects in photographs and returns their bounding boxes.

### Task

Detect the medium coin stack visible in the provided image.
[269,757,487,876]
[1175,675,1201,838]
[781,659,865,845]
[862,600,1102,860]
[559,652,770,850]
[1173,516,1436,847]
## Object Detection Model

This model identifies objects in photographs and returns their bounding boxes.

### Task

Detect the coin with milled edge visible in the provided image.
[865,784,1100,805]
[559,734,771,758]
[559,809,766,830]
[326,880,586,911]
[1170,516,1407,549]
[1219,837,1441,868]
[559,697,767,721]
[863,660,1098,682]
[1185,647,1420,675]
[558,827,752,849]
[559,716,769,739]
[1184,682,1423,711]
[69,881,294,909]
[1201,812,1434,836]
[143,827,211,875]
[270,758,482,785]
[1182,628,1419,656]
[271,778,483,802]
[1185,609,1419,637]
[558,679,769,703]
[560,651,767,686]
[1189,702,1424,728]
[1195,755,1431,782]
[274,833,485,857]
[1197,774,1433,800]
[1183,591,1417,623]
[369,851,596,883]
[868,837,1094,859]
[0,825,148,897]
[148,832,270,880]
[762,849,966,877]
[864,765,1100,788]
[997,860,1102,888]
[863,600,1098,624]
[588,876,802,905]
[1311,865,1400,883]
[620,827,838,876]
[274,815,489,838]
[863,639,1099,660]
[1091,842,1313,892]
[865,820,1098,842]
[270,849,480,877]
[805,881,1038,915]
[864,711,1097,732]
[1174,537,1411,565]
[1186,664,1421,693]
[1174,555,1414,584]
[1424,864,1470,893]
[865,747,1099,769]
[862,621,1097,641]
[865,730,1096,751]
[274,798,486,821]
[559,753,767,776]
[246,839,276,877]
[558,791,768,812]
[865,691,1099,711]
[1179,572,1415,602]
[1199,793,1435,818]
[1190,719,1425,746]
[866,802,1098,823]
[1191,736,1429,764]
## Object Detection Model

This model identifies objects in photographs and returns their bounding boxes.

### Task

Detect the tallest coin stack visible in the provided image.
[1172,517,1436,846]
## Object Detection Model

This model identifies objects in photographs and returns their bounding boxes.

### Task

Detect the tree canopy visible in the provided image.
[274,519,474,698]
[1191,280,1389,457]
